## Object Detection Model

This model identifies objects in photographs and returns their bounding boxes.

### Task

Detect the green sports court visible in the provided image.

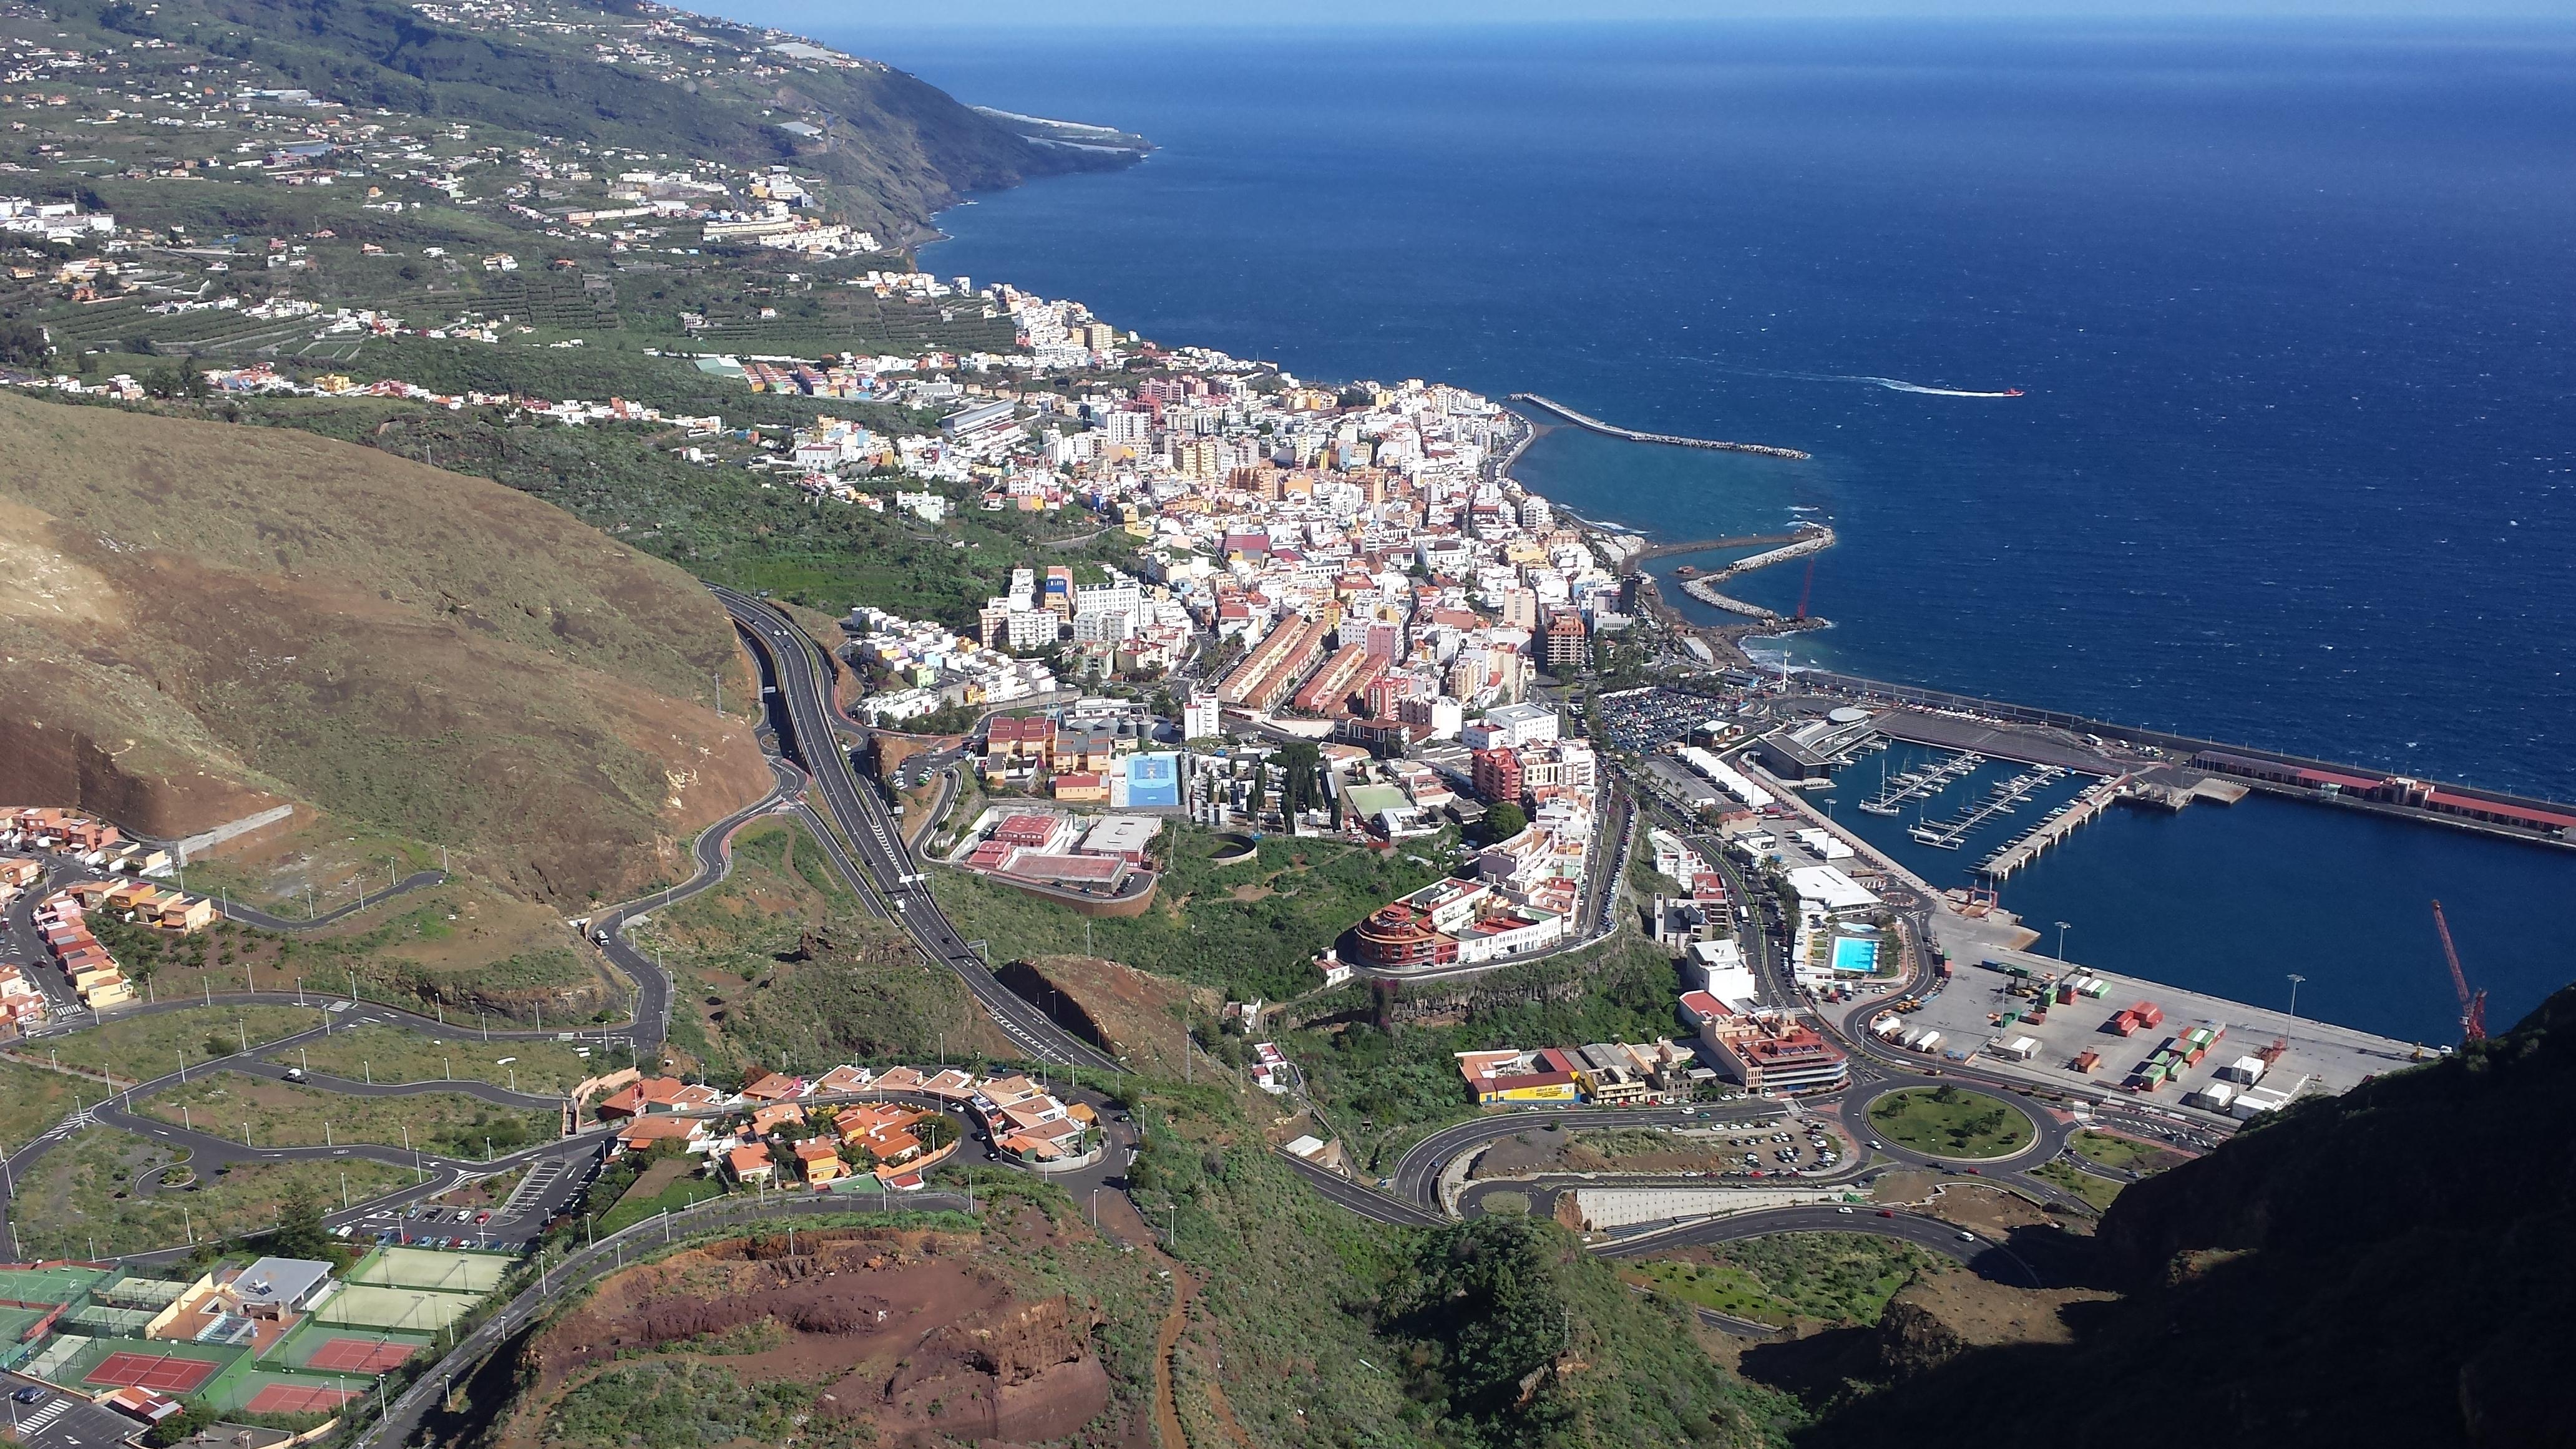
[343,1246,514,1295]
[313,1282,477,1332]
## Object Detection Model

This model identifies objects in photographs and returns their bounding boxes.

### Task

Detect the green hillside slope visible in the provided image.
[0,390,771,900]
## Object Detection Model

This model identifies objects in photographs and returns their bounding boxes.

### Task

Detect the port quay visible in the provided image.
[1790,669,2576,854]
[1643,665,2576,1110]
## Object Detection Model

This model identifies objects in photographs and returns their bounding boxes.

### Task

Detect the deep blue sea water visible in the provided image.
[827,21,2576,1042]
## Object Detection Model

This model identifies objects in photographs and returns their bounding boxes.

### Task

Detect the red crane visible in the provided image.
[1792,555,1819,621]
[2430,899,2487,1043]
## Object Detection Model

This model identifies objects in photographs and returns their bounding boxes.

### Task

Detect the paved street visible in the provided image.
[712,585,1118,1072]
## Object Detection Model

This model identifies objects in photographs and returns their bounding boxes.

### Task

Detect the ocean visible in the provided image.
[832,20,2576,1042]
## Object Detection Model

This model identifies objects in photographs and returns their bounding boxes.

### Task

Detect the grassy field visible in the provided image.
[1866,1086,2037,1159]
[277,1025,616,1096]
[631,818,1003,1083]
[14,1128,416,1258]
[595,1165,733,1234]
[88,881,620,1029]
[66,1006,324,1085]
[1624,1257,1805,1326]
[0,1059,91,1156]
[2068,1128,2172,1174]
[2032,1159,2125,1211]
[134,1071,557,1160]
[1626,1232,1948,1329]
[930,824,1458,1002]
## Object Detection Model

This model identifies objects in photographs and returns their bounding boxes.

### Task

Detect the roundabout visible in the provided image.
[1832,1071,2074,1182]
[1862,1084,2038,1162]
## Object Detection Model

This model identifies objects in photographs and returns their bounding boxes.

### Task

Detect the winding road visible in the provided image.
[709,585,1117,1072]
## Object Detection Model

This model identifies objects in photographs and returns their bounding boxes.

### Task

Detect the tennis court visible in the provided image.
[200,1362,368,1417]
[273,1320,432,1375]
[243,1380,359,1415]
[83,1348,222,1393]
[314,1283,477,1331]
[344,1246,514,1295]
[304,1337,419,1373]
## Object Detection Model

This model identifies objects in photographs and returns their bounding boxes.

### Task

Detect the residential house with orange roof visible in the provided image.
[614,1115,709,1154]
[596,1076,725,1120]
[739,1069,804,1103]
[811,1065,875,1096]
[724,1144,776,1185]
[747,1102,805,1136]
[791,1139,847,1186]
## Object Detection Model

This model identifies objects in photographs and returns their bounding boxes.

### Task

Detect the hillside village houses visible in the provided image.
[594,1061,1100,1189]
[1,807,209,1022]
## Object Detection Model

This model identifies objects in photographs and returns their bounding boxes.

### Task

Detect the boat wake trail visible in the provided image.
[1853,376,2022,398]
[1705,362,2022,398]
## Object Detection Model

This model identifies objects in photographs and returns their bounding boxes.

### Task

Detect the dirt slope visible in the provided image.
[0,393,768,900]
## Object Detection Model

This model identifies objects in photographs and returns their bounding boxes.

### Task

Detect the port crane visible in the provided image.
[2429,899,2487,1043]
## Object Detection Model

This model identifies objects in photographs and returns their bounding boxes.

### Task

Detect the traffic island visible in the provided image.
[1865,1086,2037,1161]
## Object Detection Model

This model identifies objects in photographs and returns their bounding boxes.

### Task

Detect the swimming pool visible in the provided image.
[1830,937,1880,974]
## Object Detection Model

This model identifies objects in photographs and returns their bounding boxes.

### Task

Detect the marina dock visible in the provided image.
[1858,750,1984,816]
[1511,393,1812,460]
[1908,764,2067,850]
[1979,774,2128,879]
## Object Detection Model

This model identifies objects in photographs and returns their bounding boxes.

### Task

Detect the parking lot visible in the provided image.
[1,1368,138,1449]
[1589,687,1728,754]
[1681,1118,1847,1179]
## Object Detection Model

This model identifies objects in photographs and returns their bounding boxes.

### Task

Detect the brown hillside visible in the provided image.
[0,393,768,900]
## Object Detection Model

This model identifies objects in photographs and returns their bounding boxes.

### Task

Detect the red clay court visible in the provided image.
[83,1350,220,1393]
[303,1337,419,1373]
[245,1383,358,1415]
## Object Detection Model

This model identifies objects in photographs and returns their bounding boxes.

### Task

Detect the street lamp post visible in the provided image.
[2054,920,2072,960]
[2286,973,2306,1019]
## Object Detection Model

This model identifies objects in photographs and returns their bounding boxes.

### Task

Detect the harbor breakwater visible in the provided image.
[1677,524,1837,621]
[1510,393,1812,460]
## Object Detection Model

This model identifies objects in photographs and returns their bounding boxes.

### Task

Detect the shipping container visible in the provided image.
[2072,1050,2101,1073]
[2110,1012,2139,1037]
[2056,983,2076,1005]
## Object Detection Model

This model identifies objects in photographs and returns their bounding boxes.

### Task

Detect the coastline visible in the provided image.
[891,94,2575,1041]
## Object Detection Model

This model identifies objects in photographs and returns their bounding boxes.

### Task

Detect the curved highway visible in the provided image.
[709,586,1115,1072]
[1598,1204,2046,1290]
[0,995,630,1261]
[1389,1103,1792,1214]
[587,754,807,1052]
